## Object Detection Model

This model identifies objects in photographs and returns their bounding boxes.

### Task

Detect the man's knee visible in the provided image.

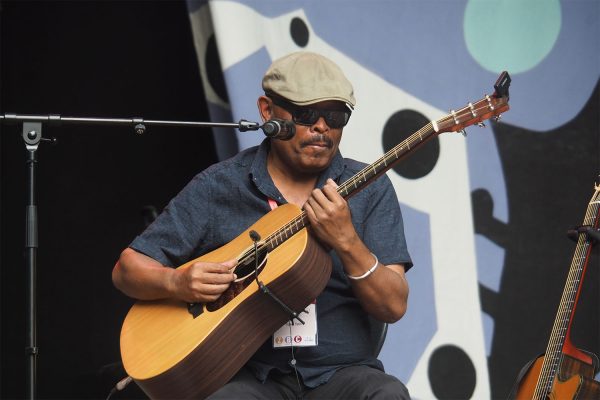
[327,366,411,399]
[206,367,266,400]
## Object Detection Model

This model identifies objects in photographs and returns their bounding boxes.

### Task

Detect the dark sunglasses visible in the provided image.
[269,96,351,129]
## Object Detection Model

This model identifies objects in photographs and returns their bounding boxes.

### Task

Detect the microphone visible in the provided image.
[261,119,295,140]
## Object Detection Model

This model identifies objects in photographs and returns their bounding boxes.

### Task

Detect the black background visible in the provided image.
[1,1,216,398]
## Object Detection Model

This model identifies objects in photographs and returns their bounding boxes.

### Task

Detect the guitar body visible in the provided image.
[514,352,600,400]
[120,204,332,399]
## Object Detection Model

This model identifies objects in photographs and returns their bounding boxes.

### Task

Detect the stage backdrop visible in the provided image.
[0,2,598,399]
[187,1,600,399]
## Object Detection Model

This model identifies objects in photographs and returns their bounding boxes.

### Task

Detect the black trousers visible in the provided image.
[207,365,411,400]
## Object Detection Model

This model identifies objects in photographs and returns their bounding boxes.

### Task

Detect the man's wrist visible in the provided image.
[346,253,379,281]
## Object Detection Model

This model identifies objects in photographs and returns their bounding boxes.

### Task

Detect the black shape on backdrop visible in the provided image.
[428,345,477,399]
[382,109,440,179]
[290,17,310,48]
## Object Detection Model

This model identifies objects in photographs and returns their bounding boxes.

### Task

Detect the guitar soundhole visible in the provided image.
[205,247,268,312]
[233,246,268,280]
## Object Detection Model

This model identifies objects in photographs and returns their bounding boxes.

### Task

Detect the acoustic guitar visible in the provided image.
[119,72,511,399]
[511,182,600,399]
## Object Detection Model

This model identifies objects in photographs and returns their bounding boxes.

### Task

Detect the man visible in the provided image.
[113,51,412,399]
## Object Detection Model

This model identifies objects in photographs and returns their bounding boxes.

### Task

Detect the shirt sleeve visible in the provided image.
[361,174,413,271]
[129,171,213,267]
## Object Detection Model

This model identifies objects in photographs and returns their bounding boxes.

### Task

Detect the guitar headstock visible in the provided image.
[433,71,511,134]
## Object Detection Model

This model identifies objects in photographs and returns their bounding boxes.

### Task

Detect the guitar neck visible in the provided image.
[337,91,509,199]
[534,187,600,398]
[263,123,439,252]
[262,78,511,253]
[337,122,437,199]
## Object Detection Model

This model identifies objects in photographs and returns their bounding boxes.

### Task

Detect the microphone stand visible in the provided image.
[0,113,262,400]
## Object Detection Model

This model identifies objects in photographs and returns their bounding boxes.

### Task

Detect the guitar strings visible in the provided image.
[535,216,588,398]
[533,190,599,399]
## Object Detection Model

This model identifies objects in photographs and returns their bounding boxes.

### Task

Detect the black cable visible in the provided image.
[249,230,303,396]
[288,322,303,396]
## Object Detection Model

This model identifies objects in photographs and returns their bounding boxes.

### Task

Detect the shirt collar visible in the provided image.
[249,139,346,202]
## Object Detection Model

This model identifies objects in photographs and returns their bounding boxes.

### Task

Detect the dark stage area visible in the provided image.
[1,1,216,398]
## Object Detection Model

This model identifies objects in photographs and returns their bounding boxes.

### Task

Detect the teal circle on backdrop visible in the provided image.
[464,0,561,74]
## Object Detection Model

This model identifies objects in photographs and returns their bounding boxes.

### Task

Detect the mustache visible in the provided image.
[300,134,333,148]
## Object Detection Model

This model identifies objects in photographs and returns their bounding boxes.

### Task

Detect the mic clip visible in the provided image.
[238,119,260,132]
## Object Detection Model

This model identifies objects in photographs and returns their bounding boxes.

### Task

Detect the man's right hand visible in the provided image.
[112,248,238,302]
[169,259,238,304]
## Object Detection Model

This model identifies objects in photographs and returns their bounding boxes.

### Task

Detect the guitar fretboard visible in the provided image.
[337,122,436,199]
[534,190,600,399]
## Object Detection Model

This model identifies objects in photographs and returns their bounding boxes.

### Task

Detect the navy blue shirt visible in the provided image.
[130,139,412,388]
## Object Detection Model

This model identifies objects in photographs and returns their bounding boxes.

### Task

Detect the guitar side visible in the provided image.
[120,203,332,399]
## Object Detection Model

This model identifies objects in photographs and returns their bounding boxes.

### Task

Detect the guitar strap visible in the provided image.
[267,198,319,348]
[267,198,278,211]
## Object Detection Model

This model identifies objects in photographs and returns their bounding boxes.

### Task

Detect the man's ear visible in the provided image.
[257,96,273,122]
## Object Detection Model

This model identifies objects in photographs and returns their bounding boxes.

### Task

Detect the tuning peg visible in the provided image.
[493,115,502,122]
[460,129,467,137]
[477,122,486,128]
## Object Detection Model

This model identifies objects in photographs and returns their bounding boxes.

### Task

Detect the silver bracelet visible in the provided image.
[346,253,379,281]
